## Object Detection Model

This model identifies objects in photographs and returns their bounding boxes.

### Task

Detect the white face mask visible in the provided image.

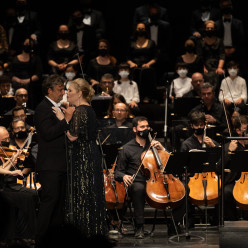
[177,69,188,78]
[119,71,129,78]
[65,72,76,80]
[228,68,238,77]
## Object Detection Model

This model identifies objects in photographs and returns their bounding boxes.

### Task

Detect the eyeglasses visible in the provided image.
[114,109,126,112]
[13,126,25,131]
[101,81,113,84]
[16,94,28,98]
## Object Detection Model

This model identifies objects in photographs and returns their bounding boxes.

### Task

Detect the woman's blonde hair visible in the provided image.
[70,78,95,103]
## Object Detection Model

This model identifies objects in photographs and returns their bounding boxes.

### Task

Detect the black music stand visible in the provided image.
[91,96,112,118]
[167,149,221,244]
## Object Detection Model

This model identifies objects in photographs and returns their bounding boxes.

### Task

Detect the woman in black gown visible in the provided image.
[53,78,107,237]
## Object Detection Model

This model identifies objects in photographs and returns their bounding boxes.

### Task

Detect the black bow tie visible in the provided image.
[224,18,231,22]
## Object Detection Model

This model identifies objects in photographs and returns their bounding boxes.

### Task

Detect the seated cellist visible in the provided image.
[114,116,185,238]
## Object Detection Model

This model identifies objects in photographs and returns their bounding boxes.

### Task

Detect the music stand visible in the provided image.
[91,95,112,118]
[167,149,221,244]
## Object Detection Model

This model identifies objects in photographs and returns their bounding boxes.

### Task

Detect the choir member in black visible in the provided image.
[216,115,248,220]
[115,116,185,238]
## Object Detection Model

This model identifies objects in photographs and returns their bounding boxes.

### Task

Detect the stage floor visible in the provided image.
[108,223,220,248]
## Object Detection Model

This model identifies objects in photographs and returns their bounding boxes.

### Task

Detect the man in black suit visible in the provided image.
[215,0,246,70]
[34,74,75,244]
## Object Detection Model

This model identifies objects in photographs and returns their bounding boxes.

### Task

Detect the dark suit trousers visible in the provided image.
[36,171,66,239]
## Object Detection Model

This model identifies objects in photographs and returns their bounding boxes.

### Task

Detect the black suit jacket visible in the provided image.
[215,17,245,55]
[34,97,69,172]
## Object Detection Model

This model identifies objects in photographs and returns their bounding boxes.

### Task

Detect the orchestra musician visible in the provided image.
[0,125,37,246]
[180,110,220,226]
[115,116,185,239]
[216,115,248,221]
[180,111,219,152]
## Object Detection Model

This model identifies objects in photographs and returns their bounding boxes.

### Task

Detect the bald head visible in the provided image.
[191,72,204,91]
[14,88,28,106]
[0,126,10,144]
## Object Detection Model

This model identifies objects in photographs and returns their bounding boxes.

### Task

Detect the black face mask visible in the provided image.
[23,45,32,53]
[98,49,108,57]
[14,131,28,140]
[205,30,215,38]
[58,32,70,40]
[185,45,195,53]
[135,29,147,37]
[1,141,10,147]
[136,129,150,139]
[193,128,205,135]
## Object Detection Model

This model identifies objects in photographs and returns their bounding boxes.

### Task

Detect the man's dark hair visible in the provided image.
[12,106,26,116]
[10,117,25,131]
[189,111,206,125]
[0,74,11,84]
[42,74,66,96]
[200,82,215,92]
[232,115,248,130]
[132,116,148,127]
[227,60,239,69]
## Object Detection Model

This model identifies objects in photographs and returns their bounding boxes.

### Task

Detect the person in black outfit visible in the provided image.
[216,115,248,221]
[115,116,185,238]
[180,111,219,152]
[189,82,227,137]
[34,74,75,245]
[0,123,37,246]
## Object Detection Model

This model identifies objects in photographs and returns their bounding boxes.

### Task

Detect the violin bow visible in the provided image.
[221,71,244,136]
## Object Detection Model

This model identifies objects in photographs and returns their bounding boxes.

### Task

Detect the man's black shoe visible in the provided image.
[135,226,144,239]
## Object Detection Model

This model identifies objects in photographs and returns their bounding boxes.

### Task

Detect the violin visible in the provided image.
[0,145,29,162]
[103,157,126,210]
[140,133,185,209]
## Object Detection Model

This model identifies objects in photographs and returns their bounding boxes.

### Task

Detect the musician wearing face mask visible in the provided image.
[180,111,219,152]
[0,123,37,245]
[218,60,247,116]
[9,118,37,182]
[115,116,185,238]
[216,115,248,221]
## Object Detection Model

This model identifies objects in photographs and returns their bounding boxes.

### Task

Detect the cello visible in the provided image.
[134,132,185,209]
[188,126,221,206]
[103,156,126,210]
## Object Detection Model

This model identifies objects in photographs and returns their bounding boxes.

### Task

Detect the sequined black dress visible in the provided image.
[67,104,107,237]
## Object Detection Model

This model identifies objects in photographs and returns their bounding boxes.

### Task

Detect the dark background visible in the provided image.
[1,0,248,77]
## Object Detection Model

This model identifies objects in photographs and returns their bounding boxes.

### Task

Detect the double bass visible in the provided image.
[135,132,185,209]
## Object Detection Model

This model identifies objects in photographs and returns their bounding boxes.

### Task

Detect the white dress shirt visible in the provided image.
[113,80,140,103]
[219,76,247,103]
